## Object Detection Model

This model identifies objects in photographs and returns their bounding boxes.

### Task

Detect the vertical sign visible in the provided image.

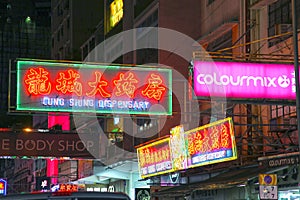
[259,174,278,199]
[0,179,7,196]
[170,125,187,170]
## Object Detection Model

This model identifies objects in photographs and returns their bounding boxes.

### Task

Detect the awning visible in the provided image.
[76,160,139,184]
[151,165,275,198]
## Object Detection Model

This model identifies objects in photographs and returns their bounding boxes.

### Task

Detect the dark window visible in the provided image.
[207,0,215,6]
[268,0,293,47]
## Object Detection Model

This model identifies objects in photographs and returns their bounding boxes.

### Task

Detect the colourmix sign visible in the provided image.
[16,59,172,115]
[193,61,297,100]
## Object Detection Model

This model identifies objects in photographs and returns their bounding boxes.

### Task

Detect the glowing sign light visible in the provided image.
[58,184,78,192]
[137,138,174,179]
[193,61,297,100]
[0,179,7,195]
[170,125,187,170]
[110,0,123,28]
[185,117,237,168]
[137,118,237,179]
[16,60,172,115]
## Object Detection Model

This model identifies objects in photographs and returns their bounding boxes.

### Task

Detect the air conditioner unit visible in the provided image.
[275,24,292,35]
[289,117,297,124]
[281,118,291,130]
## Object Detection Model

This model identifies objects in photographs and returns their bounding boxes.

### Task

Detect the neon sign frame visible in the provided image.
[16,59,172,115]
[193,60,297,100]
[184,117,237,169]
[136,118,238,179]
[137,138,174,179]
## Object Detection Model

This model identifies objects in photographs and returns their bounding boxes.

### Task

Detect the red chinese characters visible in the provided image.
[138,146,171,168]
[86,71,111,97]
[24,67,51,95]
[23,67,168,101]
[142,74,166,101]
[56,69,82,96]
[113,72,138,98]
[187,122,232,156]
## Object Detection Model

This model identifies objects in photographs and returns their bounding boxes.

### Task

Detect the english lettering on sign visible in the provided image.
[258,152,300,168]
[1,139,10,150]
[0,132,98,158]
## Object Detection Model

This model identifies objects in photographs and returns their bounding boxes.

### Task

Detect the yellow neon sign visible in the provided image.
[110,0,123,28]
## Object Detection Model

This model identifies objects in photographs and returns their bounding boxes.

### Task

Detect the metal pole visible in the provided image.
[291,0,300,152]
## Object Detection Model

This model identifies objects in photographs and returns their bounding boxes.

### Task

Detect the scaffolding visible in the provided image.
[192,51,298,169]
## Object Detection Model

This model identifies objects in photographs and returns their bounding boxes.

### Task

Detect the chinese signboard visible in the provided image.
[193,61,297,100]
[170,125,187,171]
[184,117,237,169]
[137,138,173,179]
[110,0,123,29]
[137,118,237,178]
[16,60,172,115]
[0,179,7,196]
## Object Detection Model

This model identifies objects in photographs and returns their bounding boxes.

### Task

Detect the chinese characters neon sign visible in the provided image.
[185,117,237,168]
[137,138,174,179]
[0,179,7,195]
[16,60,172,115]
[136,118,237,178]
[110,0,123,29]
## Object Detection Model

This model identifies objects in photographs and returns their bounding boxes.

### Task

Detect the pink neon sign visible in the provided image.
[193,61,297,100]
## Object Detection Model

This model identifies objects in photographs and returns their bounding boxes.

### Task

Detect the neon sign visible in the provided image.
[185,117,237,168]
[170,125,187,170]
[16,60,172,115]
[193,61,297,100]
[110,0,123,28]
[0,179,7,195]
[137,138,174,179]
[136,118,237,178]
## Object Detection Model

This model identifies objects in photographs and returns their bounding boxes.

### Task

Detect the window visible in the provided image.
[57,32,60,42]
[207,0,215,6]
[268,0,293,47]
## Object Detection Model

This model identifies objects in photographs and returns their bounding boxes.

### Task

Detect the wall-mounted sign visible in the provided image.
[258,152,300,168]
[193,61,297,100]
[135,188,150,200]
[16,60,172,115]
[137,118,237,179]
[137,138,173,179]
[170,125,187,170]
[259,174,277,186]
[110,0,123,29]
[184,117,237,169]
[58,184,78,192]
[259,185,278,199]
[0,132,99,158]
[0,179,7,195]
[36,177,51,191]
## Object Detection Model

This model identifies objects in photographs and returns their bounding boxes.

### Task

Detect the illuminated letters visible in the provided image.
[113,72,138,98]
[24,67,51,95]
[86,71,111,97]
[56,69,83,96]
[142,73,166,101]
